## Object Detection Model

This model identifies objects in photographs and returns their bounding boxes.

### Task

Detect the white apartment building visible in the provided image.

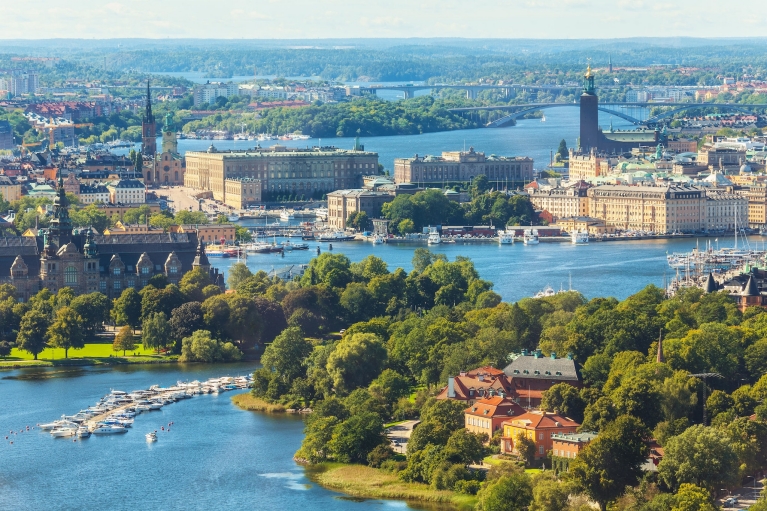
[256,87,290,100]
[704,190,748,232]
[108,179,146,204]
[626,89,649,102]
[192,82,239,107]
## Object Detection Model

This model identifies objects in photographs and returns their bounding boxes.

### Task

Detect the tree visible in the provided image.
[657,424,739,493]
[179,267,213,302]
[515,433,536,466]
[477,473,533,511]
[444,429,486,465]
[227,262,252,291]
[368,369,410,408]
[541,382,586,423]
[326,332,387,394]
[113,326,136,356]
[0,341,12,358]
[142,312,171,352]
[253,297,287,344]
[556,139,569,161]
[419,398,467,432]
[179,329,242,363]
[398,218,415,234]
[530,472,571,511]
[169,302,205,345]
[671,483,717,511]
[569,415,649,510]
[470,174,490,198]
[17,309,49,360]
[260,327,313,386]
[112,287,142,331]
[47,306,85,358]
[70,292,111,342]
[328,411,386,464]
[224,294,261,349]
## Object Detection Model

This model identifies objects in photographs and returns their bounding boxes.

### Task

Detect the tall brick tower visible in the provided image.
[142,80,157,157]
[579,63,600,151]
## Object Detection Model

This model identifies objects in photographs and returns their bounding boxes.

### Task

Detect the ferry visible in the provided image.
[318,231,356,242]
[280,210,295,221]
[314,208,329,221]
[571,230,589,244]
[427,228,441,245]
[498,230,514,245]
[533,285,555,298]
[523,229,539,245]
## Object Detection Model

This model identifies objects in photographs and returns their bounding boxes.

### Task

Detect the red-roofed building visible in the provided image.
[501,411,580,460]
[464,397,526,440]
[435,370,512,405]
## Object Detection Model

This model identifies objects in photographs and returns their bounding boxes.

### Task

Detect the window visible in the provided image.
[100,281,107,292]
[114,281,121,290]
[539,446,544,454]
[113,267,121,276]
[64,266,77,284]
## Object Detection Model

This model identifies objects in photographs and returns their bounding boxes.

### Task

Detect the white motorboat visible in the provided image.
[148,401,163,410]
[227,214,240,222]
[498,230,514,245]
[92,425,128,435]
[523,229,539,245]
[533,286,556,298]
[372,235,384,245]
[146,432,158,442]
[279,210,295,221]
[571,230,589,244]
[427,228,441,245]
[314,208,329,220]
[40,419,78,431]
[77,426,91,438]
[50,427,77,438]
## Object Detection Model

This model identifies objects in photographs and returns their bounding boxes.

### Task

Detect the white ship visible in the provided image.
[523,229,539,245]
[427,228,441,245]
[571,230,589,244]
[498,230,514,245]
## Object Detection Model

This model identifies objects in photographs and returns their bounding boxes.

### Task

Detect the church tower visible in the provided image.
[48,174,73,247]
[579,63,600,151]
[162,112,178,154]
[142,80,157,157]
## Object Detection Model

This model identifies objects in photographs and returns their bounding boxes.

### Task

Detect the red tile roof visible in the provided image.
[502,411,579,430]
[465,397,526,419]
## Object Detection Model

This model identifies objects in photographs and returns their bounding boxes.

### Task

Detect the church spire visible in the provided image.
[48,170,72,246]
[143,79,155,124]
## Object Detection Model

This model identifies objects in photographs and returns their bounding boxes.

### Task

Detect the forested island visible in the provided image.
[228,248,767,511]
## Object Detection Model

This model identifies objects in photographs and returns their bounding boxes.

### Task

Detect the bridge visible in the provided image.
[358,83,580,100]
[446,102,767,127]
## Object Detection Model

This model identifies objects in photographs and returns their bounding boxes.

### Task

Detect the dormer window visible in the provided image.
[141,266,150,275]
[555,371,562,376]
[483,409,489,415]
[523,370,529,374]
[513,369,520,374]
[113,267,121,276]
[534,370,540,375]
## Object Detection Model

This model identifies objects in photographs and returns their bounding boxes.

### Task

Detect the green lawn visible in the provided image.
[8,343,158,361]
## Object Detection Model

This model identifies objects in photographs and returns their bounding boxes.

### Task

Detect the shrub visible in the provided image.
[367,443,395,468]
[179,330,243,363]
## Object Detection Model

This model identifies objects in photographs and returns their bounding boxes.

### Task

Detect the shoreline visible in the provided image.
[231,393,288,413]
[0,356,179,371]
[304,463,476,511]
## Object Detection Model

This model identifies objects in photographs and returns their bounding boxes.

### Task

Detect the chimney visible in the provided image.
[447,377,455,398]
[550,352,557,360]
[566,353,573,360]
[521,349,528,356]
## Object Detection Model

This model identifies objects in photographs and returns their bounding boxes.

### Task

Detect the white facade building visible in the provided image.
[192,82,239,107]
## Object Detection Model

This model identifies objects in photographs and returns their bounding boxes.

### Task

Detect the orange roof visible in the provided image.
[436,375,511,401]
[502,411,579,430]
[465,397,526,419]
[466,366,505,378]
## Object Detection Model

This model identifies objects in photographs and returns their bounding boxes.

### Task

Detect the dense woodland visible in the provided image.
[3,244,767,508]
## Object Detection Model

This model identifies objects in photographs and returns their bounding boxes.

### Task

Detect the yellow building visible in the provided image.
[0,176,21,202]
[326,189,394,230]
[568,148,610,181]
[526,181,591,222]
[588,185,706,233]
[224,178,261,210]
[103,222,236,243]
[555,216,616,235]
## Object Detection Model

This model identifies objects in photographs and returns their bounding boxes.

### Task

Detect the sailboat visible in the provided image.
[540,114,546,123]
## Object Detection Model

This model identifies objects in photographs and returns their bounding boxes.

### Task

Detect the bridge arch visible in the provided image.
[484,104,642,127]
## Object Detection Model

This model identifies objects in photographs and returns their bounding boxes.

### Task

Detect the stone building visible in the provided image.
[526,180,591,222]
[142,80,157,157]
[224,178,262,209]
[326,189,394,230]
[108,179,145,204]
[0,176,21,202]
[704,189,748,232]
[0,178,222,301]
[146,112,185,187]
[393,147,533,187]
[587,185,707,234]
[567,148,610,181]
[184,144,378,206]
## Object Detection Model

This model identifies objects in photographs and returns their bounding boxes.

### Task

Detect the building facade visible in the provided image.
[224,178,262,209]
[108,179,146,204]
[0,120,14,149]
[0,176,21,202]
[568,148,610,181]
[326,189,394,230]
[394,147,533,187]
[1,179,222,301]
[192,82,239,108]
[184,145,378,204]
[501,411,580,460]
[588,185,706,234]
[704,189,748,232]
[464,397,526,440]
[526,181,591,221]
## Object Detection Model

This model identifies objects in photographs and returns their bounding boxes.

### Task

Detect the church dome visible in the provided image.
[740,163,753,174]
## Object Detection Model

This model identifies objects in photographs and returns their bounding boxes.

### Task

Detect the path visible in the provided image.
[718,477,763,509]
[385,420,419,454]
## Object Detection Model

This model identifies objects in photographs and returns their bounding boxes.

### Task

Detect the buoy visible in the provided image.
[161,427,164,430]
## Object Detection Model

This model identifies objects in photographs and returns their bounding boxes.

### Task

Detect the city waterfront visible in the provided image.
[121,107,642,172]
[209,234,766,303]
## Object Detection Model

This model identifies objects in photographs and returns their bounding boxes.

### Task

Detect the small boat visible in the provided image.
[571,230,589,244]
[498,230,514,245]
[92,425,128,435]
[427,228,441,245]
[227,214,240,222]
[372,235,384,245]
[523,229,539,245]
[146,432,157,442]
[541,114,546,122]
[533,286,556,299]
[77,426,91,438]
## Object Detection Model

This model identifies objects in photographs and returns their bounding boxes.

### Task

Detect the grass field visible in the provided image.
[307,463,477,510]
[0,344,174,369]
[231,393,287,413]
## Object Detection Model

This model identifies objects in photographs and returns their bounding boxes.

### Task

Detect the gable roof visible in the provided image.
[503,353,580,382]
[465,397,525,419]
[503,411,580,430]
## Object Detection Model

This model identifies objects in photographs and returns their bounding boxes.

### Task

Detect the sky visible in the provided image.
[0,0,765,40]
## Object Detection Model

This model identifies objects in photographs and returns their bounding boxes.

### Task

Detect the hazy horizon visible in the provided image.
[0,0,765,40]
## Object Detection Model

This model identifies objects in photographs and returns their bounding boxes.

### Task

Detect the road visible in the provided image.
[386,420,419,455]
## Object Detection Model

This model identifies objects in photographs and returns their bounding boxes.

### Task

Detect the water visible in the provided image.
[0,364,432,511]
[118,103,644,171]
[211,235,763,302]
